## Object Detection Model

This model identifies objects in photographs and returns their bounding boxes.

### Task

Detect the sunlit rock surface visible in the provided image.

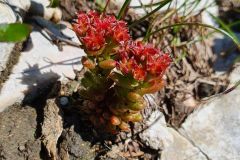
[0,18,84,112]
[0,0,62,76]
[139,110,207,160]
[179,65,240,160]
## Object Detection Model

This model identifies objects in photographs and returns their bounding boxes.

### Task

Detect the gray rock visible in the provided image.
[60,97,69,106]
[161,128,207,160]
[0,0,62,78]
[139,109,207,160]
[229,64,240,84]
[139,110,173,150]
[0,18,84,112]
[0,0,27,73]
[0,103,42,160]
[179,66,240,160]
[0,43,15,72]
[0,1,18,23]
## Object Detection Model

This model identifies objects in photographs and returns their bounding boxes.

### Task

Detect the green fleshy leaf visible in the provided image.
[48,0,60,8]
[0,23,31,42]
[110,72,139,89]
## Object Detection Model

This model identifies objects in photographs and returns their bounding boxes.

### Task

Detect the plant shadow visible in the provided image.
[20,63,117,159]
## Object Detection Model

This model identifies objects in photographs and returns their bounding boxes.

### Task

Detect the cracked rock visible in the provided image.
[0,18,84,112]
[179,66,240,160]
[139,110,207,160]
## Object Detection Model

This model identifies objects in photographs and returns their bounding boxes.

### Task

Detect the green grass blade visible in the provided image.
[146,22,240,48]
[117,0,131,20]
[208,12,239,44]
[0,23,32,42]
[48,0,60,8]
[228,20,240,28]
[130,1,163,8]
[129,0,172,28]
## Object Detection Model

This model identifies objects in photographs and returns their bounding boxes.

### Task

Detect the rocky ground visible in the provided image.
[1,0,240,160]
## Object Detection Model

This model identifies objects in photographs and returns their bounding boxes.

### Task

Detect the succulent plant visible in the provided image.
[73,10,171,133]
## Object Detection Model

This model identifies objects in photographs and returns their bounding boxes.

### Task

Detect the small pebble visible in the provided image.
[126,132,132,138]
[18,145,25,151]
[60,97,69,106]
[120,132,127,140]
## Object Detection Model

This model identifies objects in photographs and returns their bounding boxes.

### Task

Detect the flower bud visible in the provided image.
[118,121,130,131]
[81,57,95,69]
[126,101,146,111]
[110,115,121,125]
[109,105,127,116]
[137,79,164,95]
[121,113,142,122]
[127,92,143,102]
[85,45,105,56]
[99,59,116,69]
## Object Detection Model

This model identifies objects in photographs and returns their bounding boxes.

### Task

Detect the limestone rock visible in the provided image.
[0,43,15,72]
[0,0,62,77]
[0,18,85,112]
[139,110,207,160]
[139,110,173,150]
[0,0,29,74]
[161,128,207,160]
[179,66,240,160]
[229,64,240,84]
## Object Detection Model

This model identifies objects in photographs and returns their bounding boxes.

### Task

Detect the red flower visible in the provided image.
[73,12,90,36]
[117,41,171,81]
[146,53,171,76]
[74,11,131,53]
[130,41,144,57]
[117,57,134,74]
[101,15,117,36]
[112,21,130,44]
[73,10,171,80]
[133,65,146,81]
[82,28,105,51]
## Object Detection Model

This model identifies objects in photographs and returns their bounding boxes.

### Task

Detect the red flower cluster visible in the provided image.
[74,10,171,82]
[73,11,130,51]
[117,41,171,81]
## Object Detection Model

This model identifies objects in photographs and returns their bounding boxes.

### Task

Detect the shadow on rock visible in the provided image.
[20,64,99,159]
[212,35,240,72]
